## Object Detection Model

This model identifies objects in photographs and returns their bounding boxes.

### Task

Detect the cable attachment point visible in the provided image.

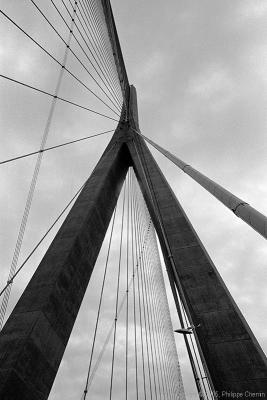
[181,164,190,172]
[232,202,248,215]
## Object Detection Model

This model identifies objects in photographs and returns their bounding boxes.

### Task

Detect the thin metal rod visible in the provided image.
[129,169,139,400]
[0,74,119,122]
[83,206,117,400]
[0,130,114,165]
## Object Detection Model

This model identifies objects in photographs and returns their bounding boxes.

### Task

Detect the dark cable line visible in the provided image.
[61,0,121,107]
[49,0,122,110]
[158,271,176,400]
[132,132,187,398]
[80,0,122,102]
[84,198,152,392]
[29,0,121,114]
[0,3,79,329]
[86,268,135,391]
[109,182,126,400]
[88,0,125,111]
[0,74,119,122]
[68,0,122,107]
[141,236,159,400]
[157,252,181,399]
[0,8,120,116]
[134,174,174,400]
[135,197,153,400]
[125,173,130,400]
[130,169,139,400]
[58,0,122,110]
[132,181,147,400]
[0,130,114,165]
[153,265,174,400]
[181,303,209,399]
[89,0,122,93]
[162,249,203,397]
[92,0,127,112]
[132,178,164,399]
[133,171,185,397]
[0,181,85,299]
[149,253,170,400]
[141,232,161,400]
[134,175,174,399]
[136,179,172,400]
[145,244,165,400]
[85,0,122,94]
[82,205,117,400]
[146,233,166,400]
[67,0,122,106]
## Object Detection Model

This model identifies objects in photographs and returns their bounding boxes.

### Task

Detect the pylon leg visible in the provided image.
[127,126,267,395]
[0,128,130,399]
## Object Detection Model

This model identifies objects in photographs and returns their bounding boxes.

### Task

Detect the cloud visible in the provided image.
[1,0,267,398]
[238,0,267,20]
[187,65,236,111]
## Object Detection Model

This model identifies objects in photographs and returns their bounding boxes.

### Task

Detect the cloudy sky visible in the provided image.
[0,0,267,398]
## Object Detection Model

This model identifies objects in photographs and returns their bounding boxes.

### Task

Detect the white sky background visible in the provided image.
[0,0,267,398]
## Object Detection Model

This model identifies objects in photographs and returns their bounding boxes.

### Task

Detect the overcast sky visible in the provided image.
[0,0,267,398]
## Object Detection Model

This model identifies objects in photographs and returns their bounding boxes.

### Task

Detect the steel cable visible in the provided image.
[29,0,121,113]
[0,8,120,116]
[0,130,114,165]
[109,182,126,400]
[81,0,122,102]
[0,74,119,122]
[82,205,117,400]
[49,0,122,111]
[69,0,122,107]
[0,2,79,329]
[58,0,122,110]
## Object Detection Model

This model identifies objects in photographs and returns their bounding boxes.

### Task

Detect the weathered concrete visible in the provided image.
[0,125,131,399]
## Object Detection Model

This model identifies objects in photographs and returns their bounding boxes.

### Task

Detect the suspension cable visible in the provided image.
[0,130,114,165]
[0,9,120,116]
[67,0,122,108]
[144,243,165,400]
[84,180,154,394]
[89,0,122,97]
[77,0,122,104]
[49,0,122,109]
[132,180,147,400]
[0,74,119,122]
[0,181,86,299]
[140,224,160,400]
[82,205,117,400]
[57,0,122,110]
[0,2,79,330]
[125,173,130,400]
[135,195,153,400]
[87,0,123,94]
[29,0,122,113]
[181,302,211,399]
[129,168,139,400]
[109,181,126,400]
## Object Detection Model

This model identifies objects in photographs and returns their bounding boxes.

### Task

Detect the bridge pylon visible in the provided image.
[0,86,266,399]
